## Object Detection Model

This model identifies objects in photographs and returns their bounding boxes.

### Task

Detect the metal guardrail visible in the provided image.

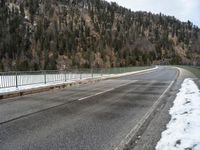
[0,69,100,89]
[0,67,152,89]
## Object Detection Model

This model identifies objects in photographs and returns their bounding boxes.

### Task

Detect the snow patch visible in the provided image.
[156,78,200,150]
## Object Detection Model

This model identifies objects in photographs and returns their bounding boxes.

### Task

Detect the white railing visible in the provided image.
[0,67,153,89]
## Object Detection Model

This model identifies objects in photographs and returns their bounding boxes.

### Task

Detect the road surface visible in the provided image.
[0,66,178,150]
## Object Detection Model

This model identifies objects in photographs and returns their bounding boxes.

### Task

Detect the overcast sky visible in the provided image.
[106,0,200,27]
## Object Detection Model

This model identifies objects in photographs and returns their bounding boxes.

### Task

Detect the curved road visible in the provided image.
[0,67,178,150]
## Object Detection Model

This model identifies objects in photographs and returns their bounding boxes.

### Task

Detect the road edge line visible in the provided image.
[114,67,180,150]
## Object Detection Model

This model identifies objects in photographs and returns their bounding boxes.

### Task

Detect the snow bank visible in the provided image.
[156,78,200,150]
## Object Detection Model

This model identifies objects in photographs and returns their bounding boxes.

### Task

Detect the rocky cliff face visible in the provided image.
[0,0,200,71]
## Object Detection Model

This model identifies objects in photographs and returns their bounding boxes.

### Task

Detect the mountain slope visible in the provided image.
[0,0,200,71]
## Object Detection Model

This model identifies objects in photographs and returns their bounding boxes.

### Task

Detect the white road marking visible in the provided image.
[78,88,114,101]
[114,79,175,150]
[78,80,137,101]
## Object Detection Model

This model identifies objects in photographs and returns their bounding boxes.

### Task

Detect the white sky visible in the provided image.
[106,0,200,27]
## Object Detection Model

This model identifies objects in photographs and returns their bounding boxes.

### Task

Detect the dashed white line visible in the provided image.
[78,80,137,101]
[78,88,115,101]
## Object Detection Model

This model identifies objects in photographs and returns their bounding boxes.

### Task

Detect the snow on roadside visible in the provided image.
[0,75,94,94]
[0,81,73,94]
[156,78,200,150]
[0,67,157,94]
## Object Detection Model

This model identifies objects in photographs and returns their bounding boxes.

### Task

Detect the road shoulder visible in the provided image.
[127,67,197,150]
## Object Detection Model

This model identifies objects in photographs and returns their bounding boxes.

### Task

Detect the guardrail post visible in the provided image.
[80,71,82,80]
[44,71,46,84]
[91,68,94,78]
[15,72,18,88]
[65,70,67,82]
[68,72,71,81]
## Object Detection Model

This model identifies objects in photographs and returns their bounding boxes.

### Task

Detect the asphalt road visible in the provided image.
[0,66,178,150]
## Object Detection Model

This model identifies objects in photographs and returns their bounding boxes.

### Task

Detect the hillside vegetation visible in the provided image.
[0,0,200,71]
